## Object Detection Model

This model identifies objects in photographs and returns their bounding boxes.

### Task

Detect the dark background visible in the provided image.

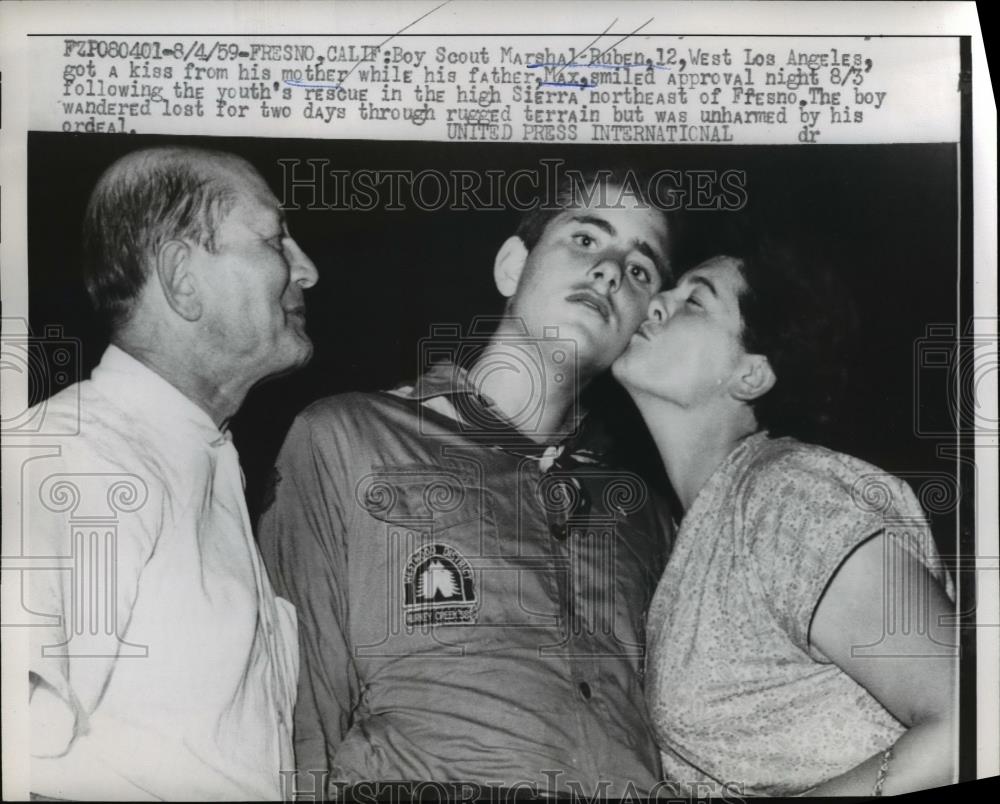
[27,132,960,547]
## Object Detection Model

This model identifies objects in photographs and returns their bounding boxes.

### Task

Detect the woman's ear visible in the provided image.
[731,353,776,402]
[493,236,529,298]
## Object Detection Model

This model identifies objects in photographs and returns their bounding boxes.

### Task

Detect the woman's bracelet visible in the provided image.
[872,747,893,796]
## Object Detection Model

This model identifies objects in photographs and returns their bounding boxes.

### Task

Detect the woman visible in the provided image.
[612,245,956,797]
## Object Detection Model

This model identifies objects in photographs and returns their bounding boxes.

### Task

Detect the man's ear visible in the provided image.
[730,353,776,402]
[155,240,202,321]
[493,236,528,298]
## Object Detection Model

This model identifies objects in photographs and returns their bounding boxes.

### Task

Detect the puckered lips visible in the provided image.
[284,305,307,323]
[633,321,658,341]
[565,289,612,323]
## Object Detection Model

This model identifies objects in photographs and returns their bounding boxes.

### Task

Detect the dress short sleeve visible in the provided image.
[737,441,931,656]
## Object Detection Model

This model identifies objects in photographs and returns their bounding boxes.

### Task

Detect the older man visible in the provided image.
[25,146,318,800]
[259,169,676,798]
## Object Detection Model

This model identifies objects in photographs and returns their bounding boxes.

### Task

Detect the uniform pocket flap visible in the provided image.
[355,465,484,529]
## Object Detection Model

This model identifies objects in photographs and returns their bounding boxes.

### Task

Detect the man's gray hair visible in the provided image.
[82,147,242,328]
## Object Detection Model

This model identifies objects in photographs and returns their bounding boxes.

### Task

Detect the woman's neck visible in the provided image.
[632,394,759,511]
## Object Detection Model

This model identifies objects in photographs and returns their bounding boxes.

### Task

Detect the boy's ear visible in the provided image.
[493,236,529,298]
[730,353,776,402]
[155,240,202,321]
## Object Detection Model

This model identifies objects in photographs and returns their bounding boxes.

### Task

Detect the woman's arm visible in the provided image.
[803,533,958,796]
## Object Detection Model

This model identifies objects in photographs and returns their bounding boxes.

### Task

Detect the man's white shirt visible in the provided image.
[25,345,297,800]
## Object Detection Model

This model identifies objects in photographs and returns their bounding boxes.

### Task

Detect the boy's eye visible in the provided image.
[628,264,652,284]
[572,233,596,248]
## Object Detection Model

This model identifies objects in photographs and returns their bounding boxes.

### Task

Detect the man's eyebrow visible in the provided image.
[251,206,284,232]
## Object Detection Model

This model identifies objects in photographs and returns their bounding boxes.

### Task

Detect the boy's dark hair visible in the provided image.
[514,167,679,287]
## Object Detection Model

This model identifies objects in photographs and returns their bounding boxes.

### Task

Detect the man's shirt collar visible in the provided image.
[91,345,230,447]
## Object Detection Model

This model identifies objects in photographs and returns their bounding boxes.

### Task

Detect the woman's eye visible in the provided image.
[686,295,703,308]
[572,233,595,248]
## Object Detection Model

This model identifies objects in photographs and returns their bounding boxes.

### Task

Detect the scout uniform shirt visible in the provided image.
[258,361,674,797]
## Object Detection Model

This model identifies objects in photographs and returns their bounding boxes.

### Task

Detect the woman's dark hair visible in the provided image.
[731,237,859,442]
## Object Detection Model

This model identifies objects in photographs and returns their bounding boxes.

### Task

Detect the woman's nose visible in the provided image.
[646,292,669,322]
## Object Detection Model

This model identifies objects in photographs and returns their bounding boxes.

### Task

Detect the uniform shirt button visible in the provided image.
[578,681,592,700]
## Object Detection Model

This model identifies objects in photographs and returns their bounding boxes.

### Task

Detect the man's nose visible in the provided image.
[589,259,623,293]
[285,237,319,288]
